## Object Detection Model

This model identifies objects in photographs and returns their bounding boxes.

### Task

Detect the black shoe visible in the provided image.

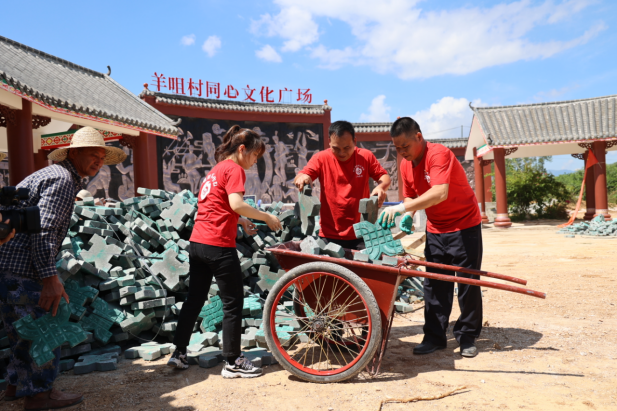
[221,355,263,378]
[413,341,447,355]
[460,343,478,358]
[167,350,189,369]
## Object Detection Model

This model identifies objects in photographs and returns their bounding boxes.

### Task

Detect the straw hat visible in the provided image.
[48,127,127,165]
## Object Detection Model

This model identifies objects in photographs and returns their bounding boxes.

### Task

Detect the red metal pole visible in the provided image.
[398,266,545,299]
[6,99,35,185]
[493,147,512,228]
[399,256,527,285]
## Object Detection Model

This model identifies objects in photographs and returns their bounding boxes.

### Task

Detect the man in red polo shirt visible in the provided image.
[294,121,391,249]
[379,117,483,358]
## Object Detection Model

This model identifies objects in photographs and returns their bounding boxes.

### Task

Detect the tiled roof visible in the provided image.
[141,89,332,115]
[425,137,468,149]
[353,122,468,148]
[471,95,617,146]
[352,122,393,133]
[0,36,178,137]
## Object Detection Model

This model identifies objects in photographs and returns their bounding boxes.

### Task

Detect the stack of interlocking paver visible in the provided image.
[558,215,617,237]
[0,187,421,384]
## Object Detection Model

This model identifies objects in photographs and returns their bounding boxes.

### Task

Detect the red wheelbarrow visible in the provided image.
[263,241,546,384]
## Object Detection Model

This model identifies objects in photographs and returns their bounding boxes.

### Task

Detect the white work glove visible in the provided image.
[377,203,406,229]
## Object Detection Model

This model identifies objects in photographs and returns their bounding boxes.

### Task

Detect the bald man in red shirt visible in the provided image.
[294,121,391,249]
[380,117,483,358]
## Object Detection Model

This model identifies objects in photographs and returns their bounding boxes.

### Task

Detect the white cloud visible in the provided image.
[359,95,391,122]
[180,34,195,46]
[255,45,283,63]
[254,0,604,79]
[411,97,485,138]
[252,6,319,52]
[202,36,222,57]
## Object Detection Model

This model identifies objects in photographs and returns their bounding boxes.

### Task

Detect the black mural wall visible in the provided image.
[156,118,323,203]
[357,141,399,203]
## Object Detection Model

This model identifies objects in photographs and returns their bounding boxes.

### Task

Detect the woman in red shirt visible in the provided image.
[168,126,282,378]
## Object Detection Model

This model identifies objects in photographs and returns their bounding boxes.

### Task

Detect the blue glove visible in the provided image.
[399,214,414,234]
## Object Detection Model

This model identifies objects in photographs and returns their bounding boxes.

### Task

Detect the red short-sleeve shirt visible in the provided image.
[301,147,388,240]
[190,159,246,247]
[400,142,481,234]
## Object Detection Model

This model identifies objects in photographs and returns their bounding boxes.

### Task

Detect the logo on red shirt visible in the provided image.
[424,170,431,185]
[200,173,218,200]
[353,165,365,177]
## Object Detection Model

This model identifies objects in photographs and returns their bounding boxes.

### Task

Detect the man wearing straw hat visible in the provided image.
[0,127,126,410]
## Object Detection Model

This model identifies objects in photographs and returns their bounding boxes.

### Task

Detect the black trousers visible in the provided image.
[423,223,483,347]
[173,242,244,358]
[322,236,364,250]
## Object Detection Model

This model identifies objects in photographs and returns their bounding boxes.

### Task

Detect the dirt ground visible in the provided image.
[2,223,616,411]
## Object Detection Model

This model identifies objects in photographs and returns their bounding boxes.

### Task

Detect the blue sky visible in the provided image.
[3,0,616,172]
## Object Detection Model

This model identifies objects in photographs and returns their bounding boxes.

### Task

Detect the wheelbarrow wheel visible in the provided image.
[264,261,382,383]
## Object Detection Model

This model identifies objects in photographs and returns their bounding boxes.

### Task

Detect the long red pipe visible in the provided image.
[398,256,528,285]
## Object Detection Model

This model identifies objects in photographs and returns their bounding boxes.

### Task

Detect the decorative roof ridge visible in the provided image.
[426,137,468,142]
[0,35,105,78]
[470,93,617,111]
[351,122,393,126]
[145,90,329,110]
[107,79,177,128]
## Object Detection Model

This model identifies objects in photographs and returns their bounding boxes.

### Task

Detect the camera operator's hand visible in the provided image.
[39,276,69,316]
[0,214,15,245]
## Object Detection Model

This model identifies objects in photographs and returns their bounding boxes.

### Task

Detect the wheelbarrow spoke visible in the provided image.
[265,268,381,380]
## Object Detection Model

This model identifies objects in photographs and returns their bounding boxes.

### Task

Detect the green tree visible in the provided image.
[500,156,571,220]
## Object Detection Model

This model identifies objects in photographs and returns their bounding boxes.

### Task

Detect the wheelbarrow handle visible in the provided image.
[398,266,546,299]
[399,256,528,285]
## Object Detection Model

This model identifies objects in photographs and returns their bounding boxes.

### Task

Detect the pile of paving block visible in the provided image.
[558,215,617,237]
[0,186,422,385]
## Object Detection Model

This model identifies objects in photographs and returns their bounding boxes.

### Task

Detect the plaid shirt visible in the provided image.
[0,160,82,279]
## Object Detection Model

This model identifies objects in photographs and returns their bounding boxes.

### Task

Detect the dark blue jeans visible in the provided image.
[173,243,244,358]
[0,271,60,397]
[423,224,483,347]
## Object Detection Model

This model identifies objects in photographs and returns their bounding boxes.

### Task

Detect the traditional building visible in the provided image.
[0,35,178,192]
[467,95,617,227]
[139,87,331,203]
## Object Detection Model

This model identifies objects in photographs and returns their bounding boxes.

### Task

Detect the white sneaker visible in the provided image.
[221,355,263,378]
[167,351,189,369]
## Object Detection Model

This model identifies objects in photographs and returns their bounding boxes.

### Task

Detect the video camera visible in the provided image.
[0,187,41,239]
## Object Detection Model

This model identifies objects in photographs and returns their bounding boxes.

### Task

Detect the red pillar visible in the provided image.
[483,162,492,202]
[584,151,596,220]
[33,150,49,171]
[132,132,159,195]
[6,99,35,185]
[592,141,611,220]
[493,148,511,228]
[473,148,488,223]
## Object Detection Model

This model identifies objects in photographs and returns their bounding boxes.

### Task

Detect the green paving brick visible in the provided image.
[14,299,88,366]
[198,296,224,332]
[149,248,190,291]
[73,353,118,374]
[353,221,405,260]
[64,279,98,321]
